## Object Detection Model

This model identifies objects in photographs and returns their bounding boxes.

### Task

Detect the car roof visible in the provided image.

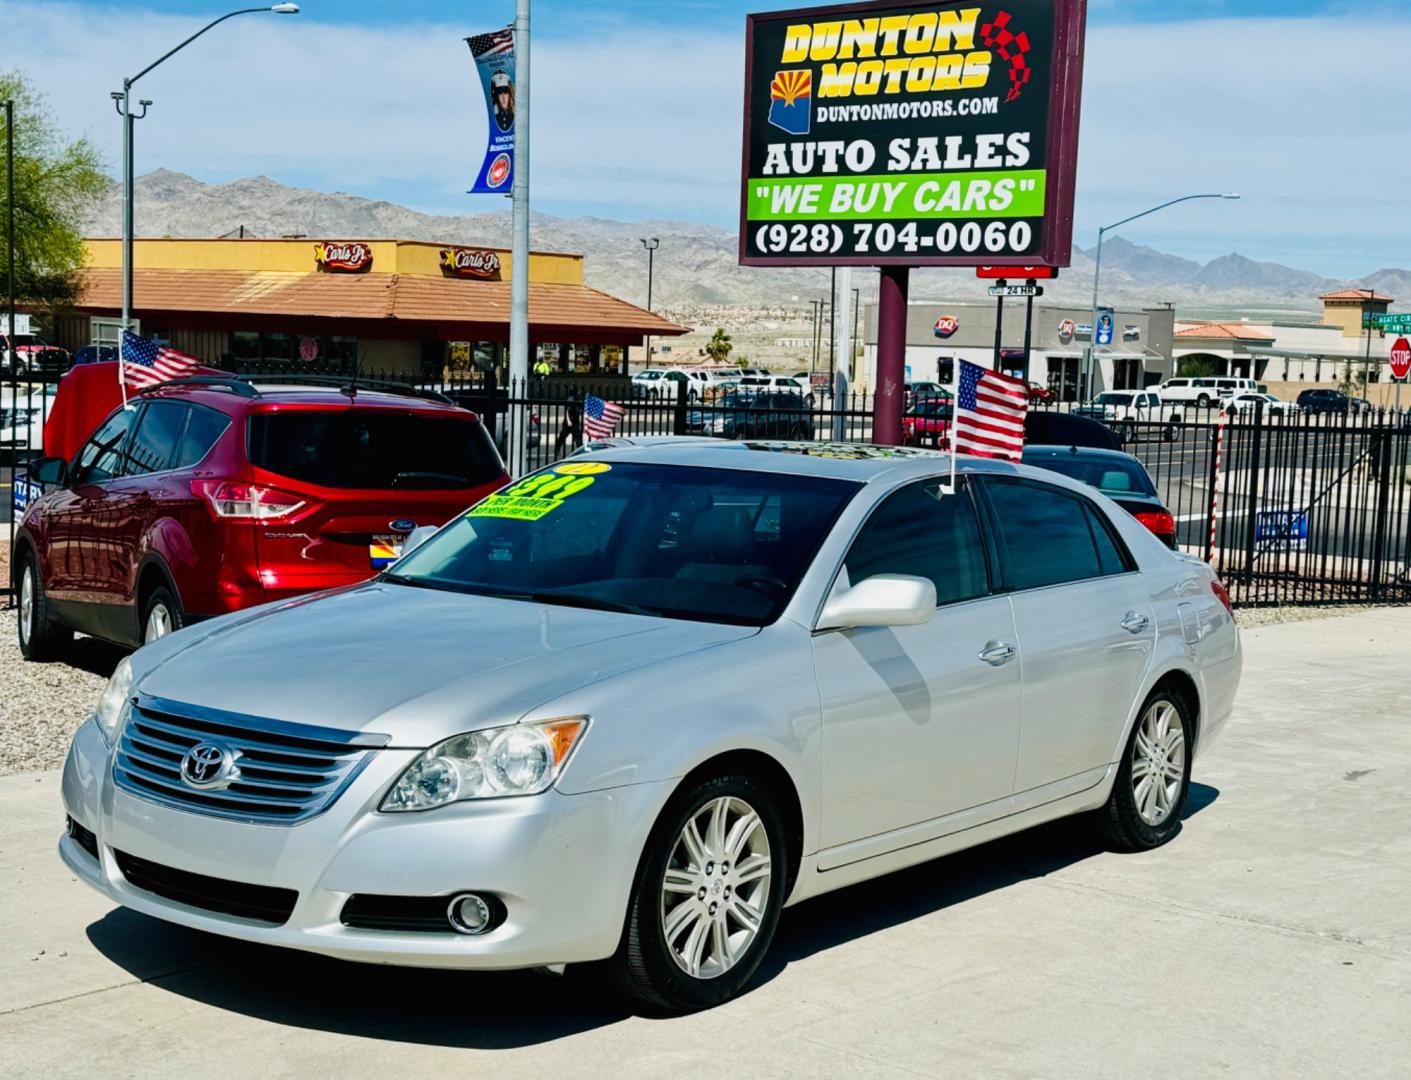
[1022,444,1140,463]
[135,381,471,415]
[573,439,1040,484]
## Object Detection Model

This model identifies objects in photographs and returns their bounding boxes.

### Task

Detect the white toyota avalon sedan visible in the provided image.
[60,441,1241,1012]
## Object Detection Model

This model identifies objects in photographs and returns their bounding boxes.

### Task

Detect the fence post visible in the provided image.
[1369,425,1393,601]
[1241,404,1265,587]
[672,390,688,436]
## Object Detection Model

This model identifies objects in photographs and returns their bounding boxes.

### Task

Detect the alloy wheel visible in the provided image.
[1131,700,1186,826]
[659,795,773,980]
[19,565,34,645]
[144,603,172,643]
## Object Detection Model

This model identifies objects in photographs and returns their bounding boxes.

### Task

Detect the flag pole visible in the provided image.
[118,331,128,408]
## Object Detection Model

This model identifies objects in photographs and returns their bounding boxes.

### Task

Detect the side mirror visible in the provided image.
[34,456,67,487]
[401,525,439,556]
[816,574,937,631]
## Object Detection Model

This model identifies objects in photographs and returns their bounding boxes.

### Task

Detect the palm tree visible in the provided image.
[705,327,733,365]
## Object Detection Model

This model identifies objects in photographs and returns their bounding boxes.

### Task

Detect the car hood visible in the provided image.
[134,582,757,746]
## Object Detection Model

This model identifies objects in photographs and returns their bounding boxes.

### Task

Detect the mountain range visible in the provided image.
[85,170,1410,315]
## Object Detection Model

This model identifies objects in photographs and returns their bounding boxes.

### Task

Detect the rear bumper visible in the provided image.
[61,716,671,970]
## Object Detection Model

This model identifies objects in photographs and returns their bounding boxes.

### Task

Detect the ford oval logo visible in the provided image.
[389,518,417,533]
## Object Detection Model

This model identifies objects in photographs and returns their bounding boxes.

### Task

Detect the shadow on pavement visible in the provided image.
[61,635,130,679]
[85,783,1219,1046]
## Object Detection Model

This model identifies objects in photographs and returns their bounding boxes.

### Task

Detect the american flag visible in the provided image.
[582,393,625,440]
[467,29,514,57]
[951,359,1028,461]
[120,330,200,390]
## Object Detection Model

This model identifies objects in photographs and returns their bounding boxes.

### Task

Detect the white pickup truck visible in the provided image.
[1158,376,1261,408]
[1074,389,1183,441]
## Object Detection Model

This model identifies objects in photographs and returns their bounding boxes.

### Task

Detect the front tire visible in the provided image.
[1100,688,1193,852]
[17,550,72,661]
[612,773,787,1013]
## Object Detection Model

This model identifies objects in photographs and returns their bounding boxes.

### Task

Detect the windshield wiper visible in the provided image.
[483,590,658,617]
[378,572,455,592]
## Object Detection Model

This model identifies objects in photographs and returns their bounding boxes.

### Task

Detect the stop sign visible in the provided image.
[1390,336,1411,380]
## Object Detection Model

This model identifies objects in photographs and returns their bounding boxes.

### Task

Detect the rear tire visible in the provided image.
[141,585,185,645]
[17,550,71,661]
[1099,688,1193,852]
[611,773,787,1013]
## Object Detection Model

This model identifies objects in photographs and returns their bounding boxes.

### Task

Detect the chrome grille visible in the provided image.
[113,694,389,825]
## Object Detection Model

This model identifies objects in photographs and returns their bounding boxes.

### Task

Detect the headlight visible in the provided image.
[381,717,589,812]
[94,656,134,745]
[708,417,727,432]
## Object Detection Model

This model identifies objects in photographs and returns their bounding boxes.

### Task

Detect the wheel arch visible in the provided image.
[671,748,806,901]
[135,553,183,622]
[1148,667,1202,751]
[10,528,38,588]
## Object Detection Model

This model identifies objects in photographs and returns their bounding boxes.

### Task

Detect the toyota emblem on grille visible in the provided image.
[180,742,238,790]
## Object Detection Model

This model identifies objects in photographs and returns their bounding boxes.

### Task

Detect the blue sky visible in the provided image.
[4,1,1410,278]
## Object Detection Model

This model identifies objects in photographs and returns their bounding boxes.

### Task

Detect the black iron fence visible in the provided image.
[5,364,1410,608]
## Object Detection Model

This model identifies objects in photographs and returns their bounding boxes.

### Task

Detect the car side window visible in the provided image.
[72,409,135,484]
[173,406,231,469]
[124,401,188,475]
[1085,503,1133,576]
[844,480,990,606]
[983,478,1113,590]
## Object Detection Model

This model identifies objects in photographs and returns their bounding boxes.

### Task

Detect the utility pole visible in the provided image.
[1363,288,1376,393]
[5,99,14,383]
[507,0,531,473]
[828,267,837,377]
[640,237,659,369]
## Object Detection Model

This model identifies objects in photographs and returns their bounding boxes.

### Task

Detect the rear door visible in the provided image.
[246,405,506,594]
[978,477,1155,806]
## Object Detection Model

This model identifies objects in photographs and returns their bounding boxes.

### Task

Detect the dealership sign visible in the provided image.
[976,264,1057,279]
[314,241,373,272]
[934,314,959,337]
[740,0,1087,267]
[440,247,504,279]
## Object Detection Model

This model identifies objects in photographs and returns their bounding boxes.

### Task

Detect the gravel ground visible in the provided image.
[1233,602,1378,629]
[0,609,123,776]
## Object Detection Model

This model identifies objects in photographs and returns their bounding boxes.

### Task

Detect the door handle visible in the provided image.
[1121,611,1150,634]
[978,641,1015,666]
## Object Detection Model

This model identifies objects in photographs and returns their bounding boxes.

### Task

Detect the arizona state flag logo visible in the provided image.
[768,69,811,135]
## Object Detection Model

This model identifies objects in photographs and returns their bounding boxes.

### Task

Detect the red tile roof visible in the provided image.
[1174,322,1275,342]
[1320,288,1393,303]
[72,268,688,337]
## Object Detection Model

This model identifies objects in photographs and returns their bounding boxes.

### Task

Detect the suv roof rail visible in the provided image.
[140,376,260,398]
[244,373,457,407]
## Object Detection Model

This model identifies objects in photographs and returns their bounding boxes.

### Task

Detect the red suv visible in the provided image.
[13,376,507,659]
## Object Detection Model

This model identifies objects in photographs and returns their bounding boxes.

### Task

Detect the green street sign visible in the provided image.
[1363,313,1411,332]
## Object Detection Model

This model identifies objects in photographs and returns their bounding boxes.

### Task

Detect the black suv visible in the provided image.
[1296,389,1350,414]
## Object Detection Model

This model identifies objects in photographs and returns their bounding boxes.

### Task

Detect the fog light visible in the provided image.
[447,892,492,935]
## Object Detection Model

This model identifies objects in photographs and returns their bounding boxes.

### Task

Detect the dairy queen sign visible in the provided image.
[440,247,503,280]
[314,241,373,272]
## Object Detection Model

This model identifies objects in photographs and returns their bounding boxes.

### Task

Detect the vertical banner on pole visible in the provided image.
[466,30,517,195]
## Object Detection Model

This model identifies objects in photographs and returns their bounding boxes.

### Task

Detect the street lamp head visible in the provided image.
[270,3,300,13]
[1222,193,1241,199]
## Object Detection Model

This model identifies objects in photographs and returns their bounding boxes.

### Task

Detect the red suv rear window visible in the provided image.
[249,410,502,490]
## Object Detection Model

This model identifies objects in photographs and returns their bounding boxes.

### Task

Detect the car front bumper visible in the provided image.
[60,716,672,969]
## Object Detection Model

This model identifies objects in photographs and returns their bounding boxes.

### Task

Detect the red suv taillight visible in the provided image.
[192,479,308,521]
[1134,509,1176,539]
[1211,578,1234,615]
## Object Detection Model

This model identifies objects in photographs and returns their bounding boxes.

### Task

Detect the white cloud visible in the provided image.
[3,2,1409,275]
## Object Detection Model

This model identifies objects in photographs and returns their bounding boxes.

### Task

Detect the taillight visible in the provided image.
[1211,578,1234,615]
[1134,509,1176,538]
[191,479,307,521]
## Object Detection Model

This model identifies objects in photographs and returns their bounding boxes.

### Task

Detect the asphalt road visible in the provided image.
[2,607,1409,1078]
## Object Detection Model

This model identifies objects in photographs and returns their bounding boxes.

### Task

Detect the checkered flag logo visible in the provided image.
[979,11,1032,103]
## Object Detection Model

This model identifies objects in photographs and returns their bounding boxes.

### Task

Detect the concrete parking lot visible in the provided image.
[2,606,1409,1079]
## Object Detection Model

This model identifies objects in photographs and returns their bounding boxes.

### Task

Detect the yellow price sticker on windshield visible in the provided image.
[554,461,610,475]
[467,470,600,521]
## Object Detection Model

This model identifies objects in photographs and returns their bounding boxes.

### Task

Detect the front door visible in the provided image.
[45,406,137,605]
[979,477,1155,801]
[814,478,1021,856]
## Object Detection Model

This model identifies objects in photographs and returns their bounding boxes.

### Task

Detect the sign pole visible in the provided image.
[507,0,531,476]
[992,290,1004,372]
[874,265,908,446]
[1022,287,1035,382]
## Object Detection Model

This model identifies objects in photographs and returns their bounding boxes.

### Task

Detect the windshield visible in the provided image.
[387,461,860,625]
[249,410,503,490]
[1095,393,1132,406]
[1028,454,1157,497]
[907,400,953,417]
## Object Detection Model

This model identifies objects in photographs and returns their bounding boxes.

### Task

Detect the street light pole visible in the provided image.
[640,236,658,368]
[114,4,299,391]
[1084,192,1239,400]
